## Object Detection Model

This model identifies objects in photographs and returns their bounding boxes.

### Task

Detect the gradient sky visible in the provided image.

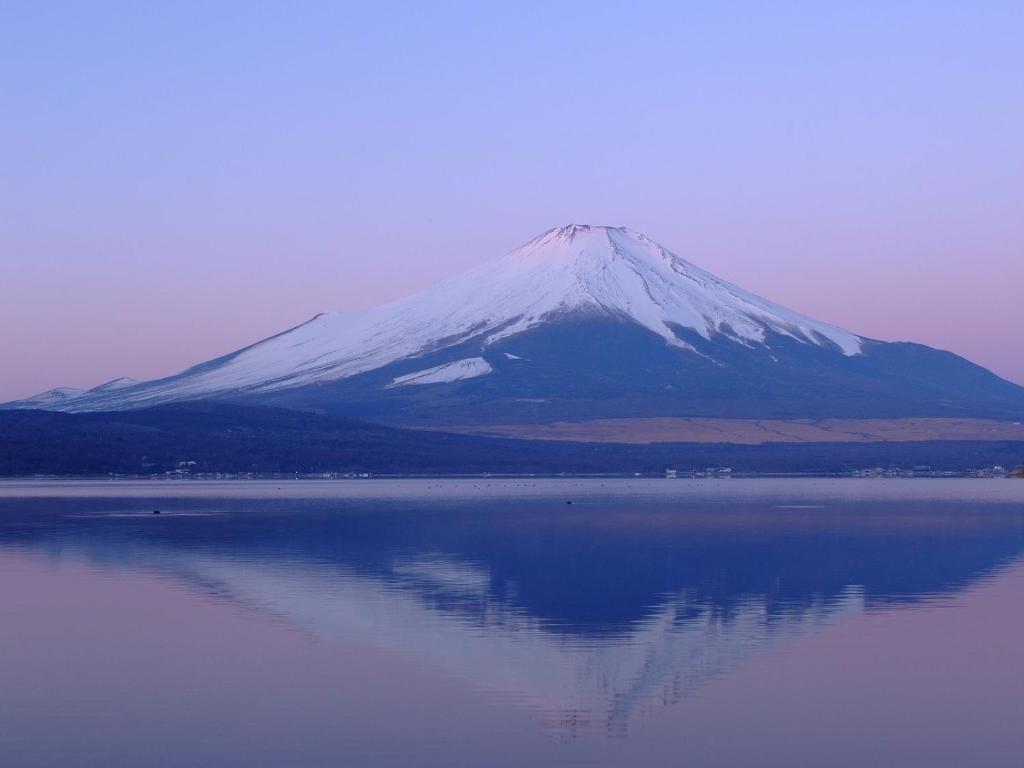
[2,1,1022,401]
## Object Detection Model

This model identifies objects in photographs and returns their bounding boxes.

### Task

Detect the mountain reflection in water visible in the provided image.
[1,479,1023,741]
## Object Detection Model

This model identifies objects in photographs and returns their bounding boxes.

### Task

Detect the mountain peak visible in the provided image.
[484,226,861,354]
[522,223,685,264]
[547,223,619,239]
[530,223,643,252]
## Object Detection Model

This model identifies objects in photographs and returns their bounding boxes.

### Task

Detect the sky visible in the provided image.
[2,1,1022,400]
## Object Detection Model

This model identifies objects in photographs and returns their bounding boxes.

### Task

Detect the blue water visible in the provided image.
[2,478,1023,767]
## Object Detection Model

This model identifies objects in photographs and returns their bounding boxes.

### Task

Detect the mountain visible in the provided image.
[5,225,1024,424]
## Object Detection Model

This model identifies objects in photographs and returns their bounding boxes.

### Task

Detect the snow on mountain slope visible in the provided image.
[10,387,88,409]
[389,357,493,387]
[2,379,140,411]
[5,225,864,412]
[89,377,139,393]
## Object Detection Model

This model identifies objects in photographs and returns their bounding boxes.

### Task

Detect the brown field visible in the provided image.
[431,417,1024,445]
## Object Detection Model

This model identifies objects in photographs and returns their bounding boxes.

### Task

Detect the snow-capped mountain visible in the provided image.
[5,225,1024,422]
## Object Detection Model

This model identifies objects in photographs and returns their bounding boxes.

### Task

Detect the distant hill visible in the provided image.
[2,402,1023,476]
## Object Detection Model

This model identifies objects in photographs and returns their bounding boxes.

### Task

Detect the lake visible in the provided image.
[2,478,1023,767]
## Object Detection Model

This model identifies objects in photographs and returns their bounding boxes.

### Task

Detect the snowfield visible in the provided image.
[389,358,493,387]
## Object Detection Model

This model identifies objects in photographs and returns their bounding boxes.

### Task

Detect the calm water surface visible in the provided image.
[1,478,1023,767]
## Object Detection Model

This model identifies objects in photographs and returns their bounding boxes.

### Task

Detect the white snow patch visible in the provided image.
[389,357,493,387]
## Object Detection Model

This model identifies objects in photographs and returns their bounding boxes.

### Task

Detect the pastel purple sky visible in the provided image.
[2,2,1022,401]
